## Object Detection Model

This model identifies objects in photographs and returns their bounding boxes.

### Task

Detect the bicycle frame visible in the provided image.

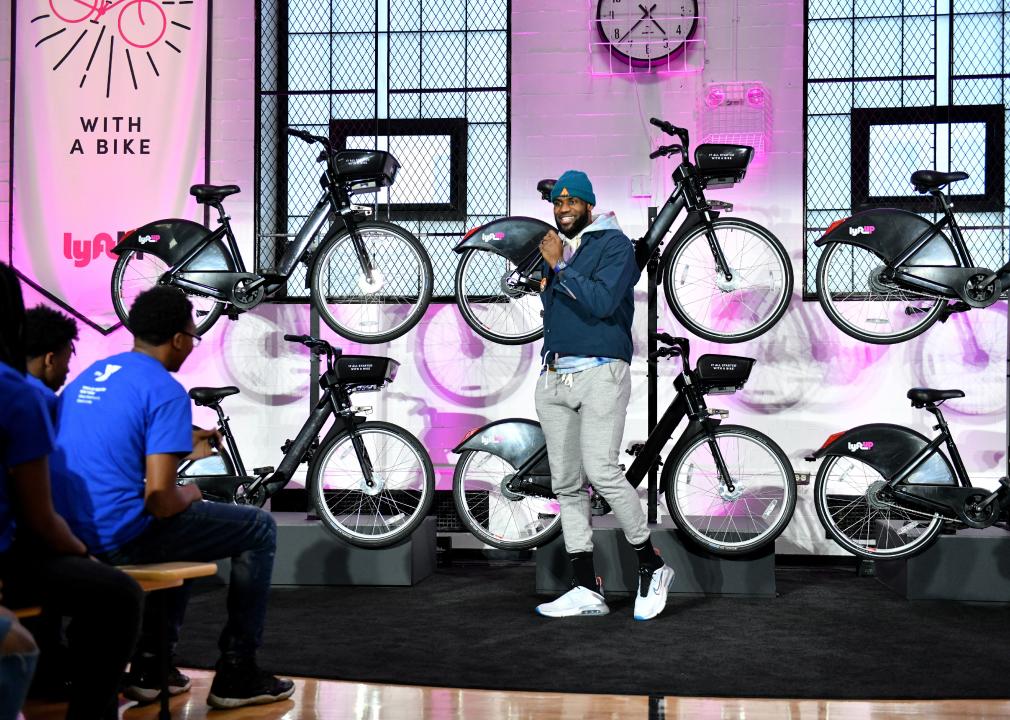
[457,360,731,500]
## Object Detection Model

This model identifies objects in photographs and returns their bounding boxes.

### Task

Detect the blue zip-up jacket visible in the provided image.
[540,213,640,363]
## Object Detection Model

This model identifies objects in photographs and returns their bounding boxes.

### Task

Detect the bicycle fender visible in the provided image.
[452,418,551,474]
[113,219,214,267]
[454,217,554,265]
[810,423,956,485]
[813,208,958,266]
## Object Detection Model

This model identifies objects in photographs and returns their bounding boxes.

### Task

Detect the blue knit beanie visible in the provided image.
[550,170,596,206]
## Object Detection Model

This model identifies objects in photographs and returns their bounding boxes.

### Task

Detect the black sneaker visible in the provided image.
[122,657,192,703]
[207,658,294,709]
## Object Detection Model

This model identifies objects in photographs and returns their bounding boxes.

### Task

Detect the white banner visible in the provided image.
[9,0,210,330]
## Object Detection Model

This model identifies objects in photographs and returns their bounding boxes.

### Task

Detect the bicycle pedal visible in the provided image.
[258,270,285,284]
[253,466,275,476]
[625,441,646,456]
[1000,476,1010,490]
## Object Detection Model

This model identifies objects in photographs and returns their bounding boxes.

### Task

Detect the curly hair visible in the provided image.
[127,286,194,346]
[24,305,79,359]
[0,263,27,373]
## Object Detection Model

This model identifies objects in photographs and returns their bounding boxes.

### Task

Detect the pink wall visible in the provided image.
[2,1,1004,554]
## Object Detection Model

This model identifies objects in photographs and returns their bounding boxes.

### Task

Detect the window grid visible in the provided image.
[803,1,1010,297]
[256,0,510,301]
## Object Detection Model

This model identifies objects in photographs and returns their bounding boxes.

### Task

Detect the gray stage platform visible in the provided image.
[535,516,776,597]
[875,525,1010,602]
[215,513,436,587]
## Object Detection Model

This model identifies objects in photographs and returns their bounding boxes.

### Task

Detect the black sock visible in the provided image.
[569,551,598,591]
[633,538,663,571]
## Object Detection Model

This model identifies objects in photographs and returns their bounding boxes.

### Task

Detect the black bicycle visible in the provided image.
[452,117,793,344]
[814,170,1010,344]
[808,387,1010,559]
[111,128,434,343]
[177,334,436,547]
[450,333,796,555]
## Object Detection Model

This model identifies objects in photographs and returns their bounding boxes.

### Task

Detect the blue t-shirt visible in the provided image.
[0,362,55,553]
[25,373,59,427]
[53,352,192,553]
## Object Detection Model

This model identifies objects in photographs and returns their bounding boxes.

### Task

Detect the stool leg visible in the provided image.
[159,596,170,720]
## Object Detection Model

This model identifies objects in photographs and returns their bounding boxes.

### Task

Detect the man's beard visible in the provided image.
[558,209,592,238]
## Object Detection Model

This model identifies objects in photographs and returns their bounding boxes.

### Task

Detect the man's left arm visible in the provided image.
[556,234,638,318]
[142,394,201,518]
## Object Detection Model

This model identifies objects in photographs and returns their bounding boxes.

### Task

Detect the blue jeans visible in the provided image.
[0,614,38,720]
[100,501,277,661]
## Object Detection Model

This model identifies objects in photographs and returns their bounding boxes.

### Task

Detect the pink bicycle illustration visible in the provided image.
[49,0,167,49]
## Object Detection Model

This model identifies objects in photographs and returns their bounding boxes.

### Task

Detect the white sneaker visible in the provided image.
[634,564,675,621]
[536,585,610,617]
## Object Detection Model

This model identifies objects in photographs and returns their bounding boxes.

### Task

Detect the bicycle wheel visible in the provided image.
[664,425,795,555]
[815,242,946,344]
[309,421,435,547]
[663,218,792,343]
[455,249,544,345]
[110,247,226,335]
[118,0,167,48]
[311,222,433,344]
[452,449,561,549]
[814,455,944,560]
[49,0,94,23]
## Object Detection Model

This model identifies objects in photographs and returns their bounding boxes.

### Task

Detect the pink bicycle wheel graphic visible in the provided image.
[117,0,167,49]
[49,0,98,23]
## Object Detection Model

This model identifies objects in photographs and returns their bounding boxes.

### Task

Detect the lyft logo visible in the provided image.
[482,231,505,242]
[848,441,874,452]
[848,225,876,237]
[63,230,130,268]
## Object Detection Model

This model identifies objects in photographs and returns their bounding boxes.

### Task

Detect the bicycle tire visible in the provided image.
[454,249,544,345]
[110,246,228,336]
[814,455,944,560]
[310,222,433,344]
[308,421,435,548]
[662,218,792,344]
[452,449,561,549]
[663,425,796,555]
[815,242,947,345]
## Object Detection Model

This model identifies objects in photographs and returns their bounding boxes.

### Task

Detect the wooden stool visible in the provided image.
[117,562,218,720]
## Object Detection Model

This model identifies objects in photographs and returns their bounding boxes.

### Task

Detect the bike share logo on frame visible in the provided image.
[848,225,876,237]
[848,441,874,451]
[482,231,506,242]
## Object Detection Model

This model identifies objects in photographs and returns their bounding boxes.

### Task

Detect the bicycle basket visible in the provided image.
[695,354,755,394]
[694,144,753,189]
[334,150,400,194]
[329,356,399,391]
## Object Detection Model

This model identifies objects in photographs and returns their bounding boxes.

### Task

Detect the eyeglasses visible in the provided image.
[180,330,202,348]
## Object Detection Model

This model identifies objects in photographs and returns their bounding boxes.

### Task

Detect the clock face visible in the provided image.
[596,0,699,67]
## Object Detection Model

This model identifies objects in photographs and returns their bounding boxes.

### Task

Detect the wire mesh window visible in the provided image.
[257,0,510,300]
[803,0,1010,297]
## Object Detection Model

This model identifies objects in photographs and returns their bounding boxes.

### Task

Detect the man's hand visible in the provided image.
[540,230,564,268]
[186,427,222,461]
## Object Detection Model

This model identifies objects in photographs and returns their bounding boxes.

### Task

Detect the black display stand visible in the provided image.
[646,205,660,524]
[535,516,775,597]
[215,514,437,586]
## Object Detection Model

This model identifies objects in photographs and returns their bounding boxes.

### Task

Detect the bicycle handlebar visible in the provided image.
[283,334,342,359]
[649,118,690,161]
[649,144,683,160]
[285,127,334,154]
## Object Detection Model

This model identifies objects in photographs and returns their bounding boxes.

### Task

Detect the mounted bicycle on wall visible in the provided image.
[814,170,1010,345]
[452,117,794,345]
[110,128,434,343]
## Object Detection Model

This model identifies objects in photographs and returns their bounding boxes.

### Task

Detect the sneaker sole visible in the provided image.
[207,684,296,709]
[634,567,675,621]
[122,681,191,703]
[536,605,610,618]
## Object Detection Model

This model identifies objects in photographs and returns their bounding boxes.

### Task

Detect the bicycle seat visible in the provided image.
[910,171,969,193]
[907,387,965,407]
[190,184,241,204]
[537,179,556,201]
[189,386,240,406]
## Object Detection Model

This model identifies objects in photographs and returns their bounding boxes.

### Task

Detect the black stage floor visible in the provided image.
[175,562,1010,699]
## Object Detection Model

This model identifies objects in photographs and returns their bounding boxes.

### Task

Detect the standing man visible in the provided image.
[53,286,294,709]
[534,171,675,621]
[24,305,79,424]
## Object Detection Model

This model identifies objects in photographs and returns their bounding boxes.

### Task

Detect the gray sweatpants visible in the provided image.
[534,361,650,554]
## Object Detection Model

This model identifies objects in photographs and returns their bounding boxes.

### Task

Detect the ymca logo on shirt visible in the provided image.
[76,364,122,405]
[93,365,122,382]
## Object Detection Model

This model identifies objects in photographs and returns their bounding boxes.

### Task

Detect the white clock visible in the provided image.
[595,0,699,67]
